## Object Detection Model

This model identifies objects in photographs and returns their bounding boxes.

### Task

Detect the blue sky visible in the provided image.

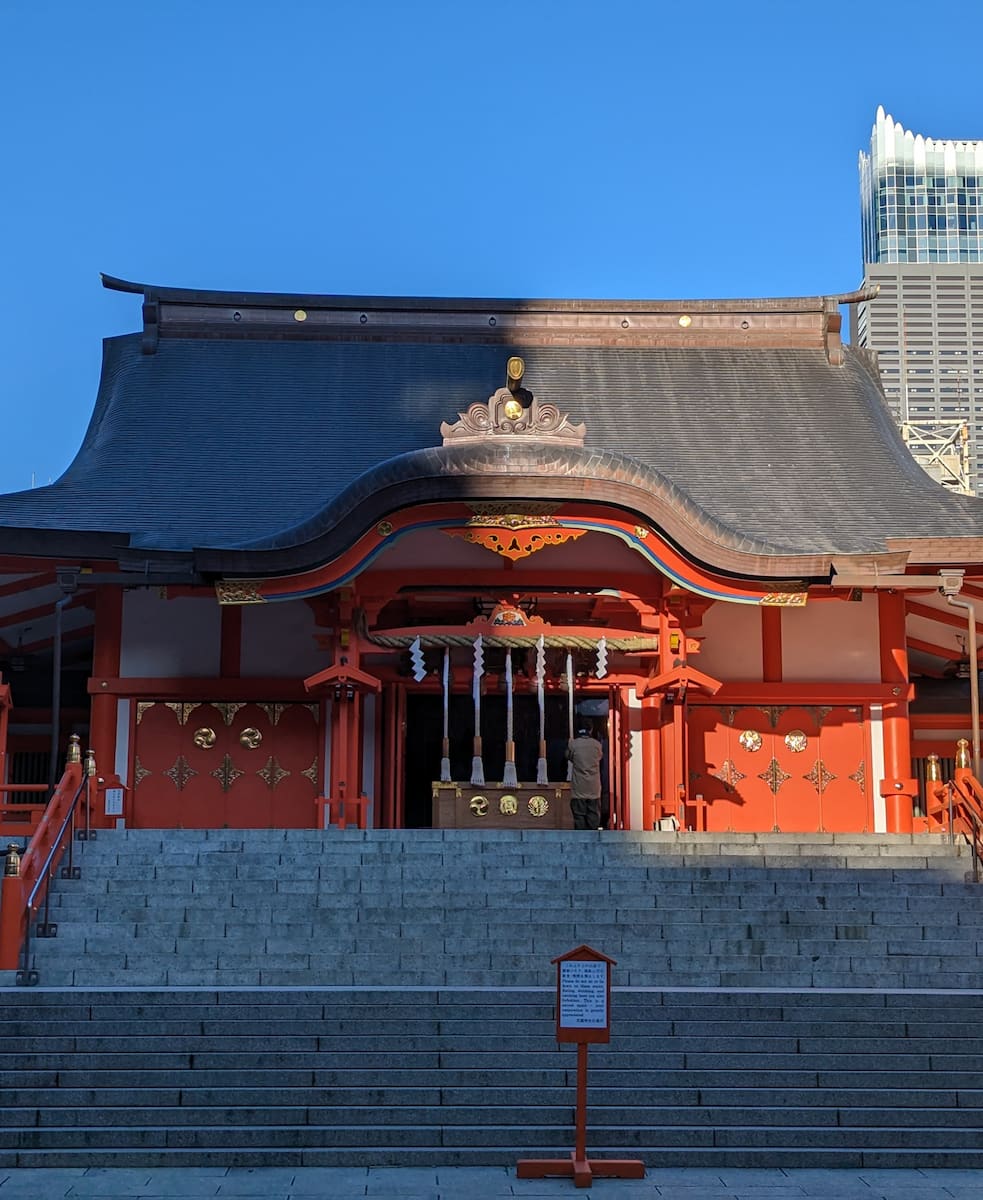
[2,0,982,495]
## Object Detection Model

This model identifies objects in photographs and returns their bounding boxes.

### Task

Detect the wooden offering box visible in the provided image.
[432,782,572,830]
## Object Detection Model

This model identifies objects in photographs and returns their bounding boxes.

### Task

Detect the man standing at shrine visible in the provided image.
[566,728,604,830]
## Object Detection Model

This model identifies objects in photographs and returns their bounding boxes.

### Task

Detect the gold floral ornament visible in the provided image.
[193,727,217,749]
[239,727,262,750]
[469,796,489,817]
[528,795,549,817]
[499,794,518,815]
[211,754,244,794]
[784,730,808,754]
[163,755,198,792]
[738,730,762,753]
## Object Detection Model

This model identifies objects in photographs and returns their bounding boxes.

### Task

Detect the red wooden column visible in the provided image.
[305,662,381,828]
[878,591,916,832]
[89,587,122,822]
[640,694,660,830]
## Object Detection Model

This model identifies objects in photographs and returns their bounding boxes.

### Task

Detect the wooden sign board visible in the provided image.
[555,944,612,1045]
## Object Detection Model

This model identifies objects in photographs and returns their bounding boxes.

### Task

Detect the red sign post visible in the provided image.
[517,945,645,1188]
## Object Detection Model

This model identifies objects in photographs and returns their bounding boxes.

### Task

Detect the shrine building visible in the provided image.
[2,275,983,837]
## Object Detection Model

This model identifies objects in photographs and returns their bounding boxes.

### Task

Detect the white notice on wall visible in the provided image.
[559,959,607,1028]
[104,788,124,817]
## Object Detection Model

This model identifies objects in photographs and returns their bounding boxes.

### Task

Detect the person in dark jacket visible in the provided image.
[566,728,603,830]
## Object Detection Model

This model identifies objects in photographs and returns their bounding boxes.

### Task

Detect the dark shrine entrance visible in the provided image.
[403,692,607,828]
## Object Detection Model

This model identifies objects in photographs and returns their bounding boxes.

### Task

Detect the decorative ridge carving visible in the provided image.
[441,387,585,446]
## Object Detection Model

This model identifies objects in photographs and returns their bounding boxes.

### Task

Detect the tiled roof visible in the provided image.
[0,328,981,572]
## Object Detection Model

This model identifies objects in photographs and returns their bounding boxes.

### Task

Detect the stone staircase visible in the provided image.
[9,829,983,989]
[2,829,982,1167]
[3,988,983,1168]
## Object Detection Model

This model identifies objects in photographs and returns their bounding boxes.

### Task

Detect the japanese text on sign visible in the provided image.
[559,959,607,1028]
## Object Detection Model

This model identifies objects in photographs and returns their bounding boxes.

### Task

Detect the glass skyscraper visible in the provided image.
[860,107,983,264]
[853,108,983,494]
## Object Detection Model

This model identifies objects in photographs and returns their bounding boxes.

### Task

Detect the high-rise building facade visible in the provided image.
[853,107,983,494]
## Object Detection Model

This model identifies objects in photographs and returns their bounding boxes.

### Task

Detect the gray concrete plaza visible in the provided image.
[1,1167,983,1199]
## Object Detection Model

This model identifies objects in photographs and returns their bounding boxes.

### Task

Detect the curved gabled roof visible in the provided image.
[0,288,981,580]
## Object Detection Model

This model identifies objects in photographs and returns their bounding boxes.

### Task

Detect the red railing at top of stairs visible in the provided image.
[0,735,94,976]
[926,738,983,883]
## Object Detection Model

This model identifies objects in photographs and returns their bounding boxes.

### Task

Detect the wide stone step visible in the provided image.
[5,1145,983,1169]
[4,1121,983,1152]
[5,1102,981,1130]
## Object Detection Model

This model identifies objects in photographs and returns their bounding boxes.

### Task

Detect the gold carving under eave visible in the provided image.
[215,580,267,605]
[136,702,156,726]
[469,795,489,817]
[193,727,217,749]
[758,706,788,730]
[499,794,519,815]
[133,757,151,788]
[239,727,263,750]
[760,592,808,607]
[441,386,586,445]
[528,794,549,817]
[257,703,287,727]
[444,524,586,562]
[758,757,792,796]
[257,756,289,789]
[214,703,247,727]
[466,502,557,518]
[210,754,244,793]
[163,755,198,792]
[165,702,203,726]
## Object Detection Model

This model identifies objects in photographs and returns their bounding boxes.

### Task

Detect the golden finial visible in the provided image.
[85,749,97,777]
[925,754,942,782]
[66,734,82,765]
[955,738,971,769]
[506,356,525,392]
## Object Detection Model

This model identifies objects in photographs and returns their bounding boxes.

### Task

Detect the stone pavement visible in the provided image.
[1,1167,983,1199]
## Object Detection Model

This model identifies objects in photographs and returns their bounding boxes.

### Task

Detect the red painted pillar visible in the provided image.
[89,588,122,825]
[641,694,660,830]
[878,591,915,833]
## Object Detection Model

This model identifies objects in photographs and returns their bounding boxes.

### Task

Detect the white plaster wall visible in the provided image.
[240,601,320,678]
[362,693,376,828]
[626,689,643,831]
[694,601,763,681]
[869,703,887,832]
[120,590,220,678]
[115,699,130,784]
[321,701,332,828]
[781,595,880,682]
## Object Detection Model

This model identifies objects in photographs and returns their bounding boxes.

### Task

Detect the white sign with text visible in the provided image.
[559,959,607,1028]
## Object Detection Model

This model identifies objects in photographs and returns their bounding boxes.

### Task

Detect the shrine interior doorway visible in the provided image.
[403,693,575,828]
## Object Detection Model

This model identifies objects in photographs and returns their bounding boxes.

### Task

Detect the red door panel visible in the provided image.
[130,700,320,829]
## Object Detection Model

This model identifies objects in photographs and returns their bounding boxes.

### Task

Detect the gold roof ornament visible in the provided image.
[441,359,586,445]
